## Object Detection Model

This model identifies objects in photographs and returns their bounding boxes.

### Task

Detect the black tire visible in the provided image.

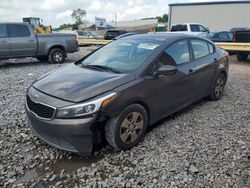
[49,48,66,64]
[105,104,148,151]
[210,73,226,100]
[37,56,48,61]
[236,52,248,62]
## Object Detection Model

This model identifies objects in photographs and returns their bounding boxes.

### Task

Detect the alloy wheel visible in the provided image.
[120,112,144,144]
[54,52,63,62]
[215,76,225,98]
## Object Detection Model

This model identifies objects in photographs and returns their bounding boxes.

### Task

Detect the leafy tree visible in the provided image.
[141,14,168,23]
[71,9,87,25]
[58,23,74,30]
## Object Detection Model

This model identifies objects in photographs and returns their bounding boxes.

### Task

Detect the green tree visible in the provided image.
[71,9,87,25]
[141,14,168,23]
[58,23,74,30]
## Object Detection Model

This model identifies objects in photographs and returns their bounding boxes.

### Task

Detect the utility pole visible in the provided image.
[115,13,117,28]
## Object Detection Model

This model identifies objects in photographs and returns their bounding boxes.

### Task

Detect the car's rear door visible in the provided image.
[190,39,218,97]
[0,24,10,58]
[7,24,37,57]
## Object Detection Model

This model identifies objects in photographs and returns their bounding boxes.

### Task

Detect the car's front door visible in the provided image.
[7,24,37,57]
[190,39,218,97]
[0,24,10,58]
[142,40,198,120]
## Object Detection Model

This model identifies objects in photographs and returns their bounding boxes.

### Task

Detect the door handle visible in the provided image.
[0,40,7,44]
[28,39,35,42]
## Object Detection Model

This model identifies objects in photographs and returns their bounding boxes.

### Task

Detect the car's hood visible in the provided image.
[33,64,133,102]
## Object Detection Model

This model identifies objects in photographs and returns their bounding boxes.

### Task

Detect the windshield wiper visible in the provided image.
[83,64,120,73]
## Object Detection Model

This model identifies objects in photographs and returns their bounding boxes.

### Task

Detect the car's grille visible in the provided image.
[26,95,55,119]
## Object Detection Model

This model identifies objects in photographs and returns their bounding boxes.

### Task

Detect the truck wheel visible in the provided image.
[37,56,48,61]
[210,73,226,101]
[49,48,66,64]
[105,104,148,151]
[236,52,248,62]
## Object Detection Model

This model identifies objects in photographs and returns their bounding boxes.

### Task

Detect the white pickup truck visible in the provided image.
[170,23,209,36]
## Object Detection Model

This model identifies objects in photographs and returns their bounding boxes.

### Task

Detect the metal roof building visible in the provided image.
[168,1,250,31]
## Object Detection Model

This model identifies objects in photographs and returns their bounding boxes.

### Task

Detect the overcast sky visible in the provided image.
[0,0,228,27]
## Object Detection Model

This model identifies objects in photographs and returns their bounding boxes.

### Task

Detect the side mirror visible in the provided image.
[204,28,210,33]
[154,65,177,76]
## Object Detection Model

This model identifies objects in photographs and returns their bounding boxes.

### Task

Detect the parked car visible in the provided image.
[170,23,209,36]
[26,33,229,154]
[104,30,128,40]
[114,32,135,40]
[202,31,233,42]
[0,22,78,63]
[231,28,250,61]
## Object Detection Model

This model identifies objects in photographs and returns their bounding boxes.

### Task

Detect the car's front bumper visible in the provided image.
[26,106,97,154]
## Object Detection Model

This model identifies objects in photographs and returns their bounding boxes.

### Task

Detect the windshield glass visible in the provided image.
[81,39,162,73]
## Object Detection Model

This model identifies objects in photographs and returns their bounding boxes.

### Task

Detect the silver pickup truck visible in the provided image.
[0,22,78,63]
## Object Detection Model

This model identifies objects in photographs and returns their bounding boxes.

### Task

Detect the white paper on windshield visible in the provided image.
[138,43,160,50]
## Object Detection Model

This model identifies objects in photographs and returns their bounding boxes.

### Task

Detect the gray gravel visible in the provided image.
[0,49,249,188]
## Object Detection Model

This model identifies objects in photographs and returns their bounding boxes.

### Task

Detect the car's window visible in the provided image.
[81,39,163,73]
[191,40,210,59]
[171,25,188,31]
[219,32,229,39]
[208,43,215,54]
[8,24,31,37]
[0,25,7,38]
[228,32,233,40]
[190,24,206,32]
[165,40,190,65]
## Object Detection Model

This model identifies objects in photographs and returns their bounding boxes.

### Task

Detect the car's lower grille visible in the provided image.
[26,95,55,119]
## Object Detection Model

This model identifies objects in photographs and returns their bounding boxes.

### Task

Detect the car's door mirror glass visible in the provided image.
[154,65,177,76]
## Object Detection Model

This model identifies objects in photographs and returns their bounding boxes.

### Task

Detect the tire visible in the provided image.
[49,48,66,64]
[236,52,248,62]
[210,73,226,100]
[37,56,48,61]
[105,104,148,151]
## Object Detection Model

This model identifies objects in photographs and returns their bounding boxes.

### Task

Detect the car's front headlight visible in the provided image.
[56,92,117,118]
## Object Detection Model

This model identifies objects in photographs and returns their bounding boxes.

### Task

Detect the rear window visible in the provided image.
[8,24,31,37]
[0,25,7,38]
[191,40,211,59]
[171,25,187,32]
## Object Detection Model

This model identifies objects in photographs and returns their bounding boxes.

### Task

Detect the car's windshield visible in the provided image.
[81,38,162,73]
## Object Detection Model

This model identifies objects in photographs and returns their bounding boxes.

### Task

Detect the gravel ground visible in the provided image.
[0,48,249,188]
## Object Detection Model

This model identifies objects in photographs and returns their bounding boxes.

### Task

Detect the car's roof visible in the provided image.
[122,33,192,41]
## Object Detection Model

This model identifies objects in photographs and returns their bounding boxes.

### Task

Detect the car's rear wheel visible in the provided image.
[210,73,226,100]
[49,48,66,64]
[236,52,248,62]
[105,104,148,151]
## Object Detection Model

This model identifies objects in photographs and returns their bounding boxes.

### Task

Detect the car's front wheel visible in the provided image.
[105,104,148,151]
[210,73,226,100]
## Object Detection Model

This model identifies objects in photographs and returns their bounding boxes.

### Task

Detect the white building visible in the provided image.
[168,1,250,31]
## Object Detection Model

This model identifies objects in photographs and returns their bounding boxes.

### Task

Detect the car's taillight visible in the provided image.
[233,32,236,42]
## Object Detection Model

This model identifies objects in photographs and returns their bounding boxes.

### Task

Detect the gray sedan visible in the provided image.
[26,33,229,154]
